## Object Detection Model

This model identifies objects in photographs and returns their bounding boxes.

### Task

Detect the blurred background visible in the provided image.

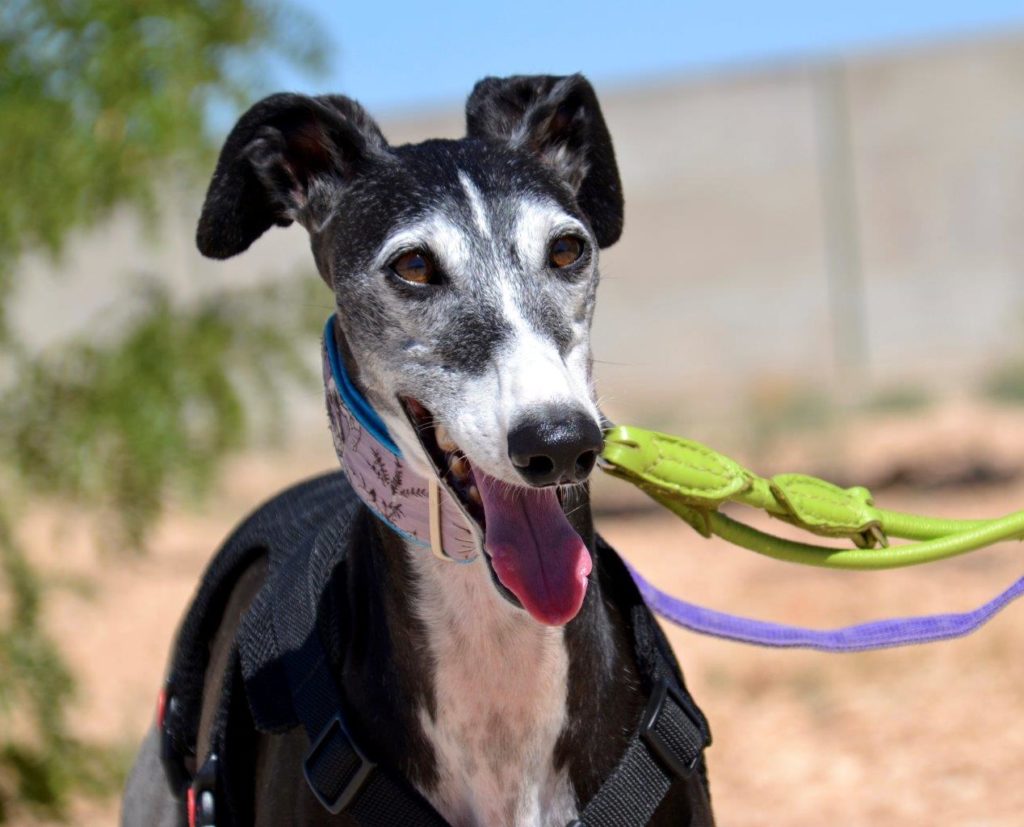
[2,1,1024,824]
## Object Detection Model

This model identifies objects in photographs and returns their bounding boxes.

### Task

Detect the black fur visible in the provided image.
[466,74,624,248]
[196,93,388,260]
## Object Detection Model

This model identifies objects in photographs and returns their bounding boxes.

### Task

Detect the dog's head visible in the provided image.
[198,75,623,625]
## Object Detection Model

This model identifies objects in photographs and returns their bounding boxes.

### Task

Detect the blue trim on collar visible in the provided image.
[324,315,402,457]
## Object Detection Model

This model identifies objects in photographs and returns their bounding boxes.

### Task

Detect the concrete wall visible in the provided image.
[14,32,1024,431]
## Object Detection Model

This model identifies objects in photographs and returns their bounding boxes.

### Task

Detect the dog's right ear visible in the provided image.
[197,93,388,259]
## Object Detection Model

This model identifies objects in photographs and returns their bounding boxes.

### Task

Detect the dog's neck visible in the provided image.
[347,492,643,827]
[401,503,582,825]
[323,325,647,826]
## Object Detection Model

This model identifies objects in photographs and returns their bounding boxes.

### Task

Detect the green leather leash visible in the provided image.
[600,425,1024,570]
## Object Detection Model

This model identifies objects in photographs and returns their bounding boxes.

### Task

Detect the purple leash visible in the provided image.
[627,563,1024,652]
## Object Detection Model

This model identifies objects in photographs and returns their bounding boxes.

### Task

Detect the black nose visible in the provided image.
[508,406,603,486]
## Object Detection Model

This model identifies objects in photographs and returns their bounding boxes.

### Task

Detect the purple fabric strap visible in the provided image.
[627,562,1024,652]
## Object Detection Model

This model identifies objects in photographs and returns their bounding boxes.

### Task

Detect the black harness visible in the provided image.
[158,472,712,826]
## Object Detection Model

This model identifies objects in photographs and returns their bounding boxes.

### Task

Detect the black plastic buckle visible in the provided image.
[640,678,702,779]
[191,754,218,827]
[303,715,377,815]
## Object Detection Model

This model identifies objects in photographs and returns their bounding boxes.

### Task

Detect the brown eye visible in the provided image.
[391,249,436,284]
[548,235,584,269]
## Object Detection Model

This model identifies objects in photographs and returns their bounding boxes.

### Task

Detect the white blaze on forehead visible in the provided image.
[375,213,471,273]
[458,170,491,239]
[480,206,599,450]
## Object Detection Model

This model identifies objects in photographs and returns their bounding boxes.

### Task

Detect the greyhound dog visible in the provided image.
[122,74,713,826]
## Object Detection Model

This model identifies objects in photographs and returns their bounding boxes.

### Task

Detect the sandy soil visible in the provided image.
[15,407,1024,826]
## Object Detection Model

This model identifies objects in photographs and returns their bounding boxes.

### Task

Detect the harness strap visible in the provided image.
[160,471,711,825]
[274,532,706,826]
[573,678,706,827]
[303,723,448,825]
[288,634,706,827]
[271,525,448,825]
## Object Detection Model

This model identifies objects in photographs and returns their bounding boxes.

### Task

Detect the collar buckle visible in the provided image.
[428,479,452,562]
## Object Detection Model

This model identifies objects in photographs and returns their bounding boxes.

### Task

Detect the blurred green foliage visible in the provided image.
[0,0,327,820]
[0,277,324,818]
[3,280,325,545]
[982,359,1024,405]
[860,384,935,415]
[0,0,323,338]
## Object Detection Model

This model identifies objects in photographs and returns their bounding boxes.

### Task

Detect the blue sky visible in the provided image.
[278,0,1024,114]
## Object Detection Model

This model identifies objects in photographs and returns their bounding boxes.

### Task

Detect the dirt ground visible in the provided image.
[17,403,1024,826]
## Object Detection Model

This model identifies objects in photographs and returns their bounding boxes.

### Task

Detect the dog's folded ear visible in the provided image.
[465,74,623,248]
[197,93,389,259]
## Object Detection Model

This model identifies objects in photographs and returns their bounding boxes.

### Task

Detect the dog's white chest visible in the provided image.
[411,554,578,827]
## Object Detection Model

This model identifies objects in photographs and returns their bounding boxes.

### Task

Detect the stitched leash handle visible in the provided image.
[600,425,1024,651]
[601,425,1024,568]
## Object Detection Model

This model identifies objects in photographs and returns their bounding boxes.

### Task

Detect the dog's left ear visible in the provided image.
[465,74,623,247]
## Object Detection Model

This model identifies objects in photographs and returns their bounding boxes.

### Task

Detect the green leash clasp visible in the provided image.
[600,425,1024,570]
[767,475,886,549]
[601,425,753,537]
[601,425,887,548]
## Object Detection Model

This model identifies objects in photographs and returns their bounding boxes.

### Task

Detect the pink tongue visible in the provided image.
[476,473,592,626]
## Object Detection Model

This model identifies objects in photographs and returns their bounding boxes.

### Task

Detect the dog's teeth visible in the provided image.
[450,454,470,480]
[467,485,481,505]
[435,424,457,453]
